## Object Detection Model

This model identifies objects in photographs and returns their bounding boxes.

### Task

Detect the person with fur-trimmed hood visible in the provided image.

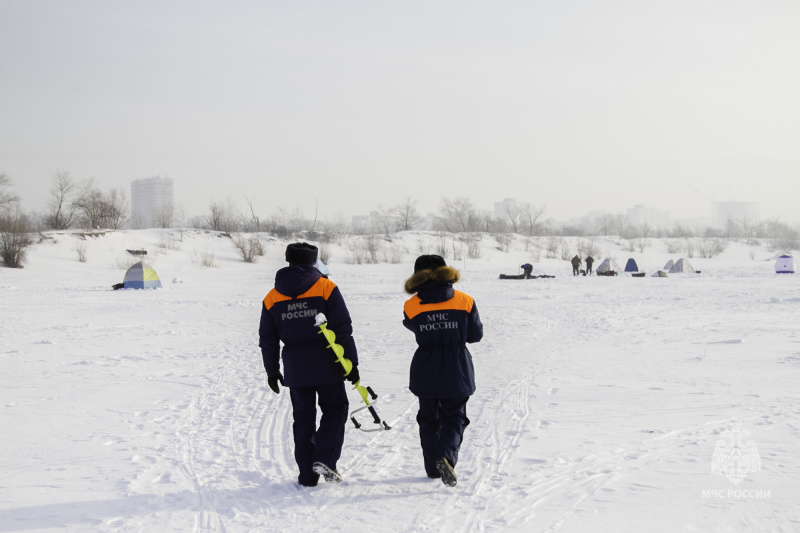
[259,242,360,487]
[403,254,483,487]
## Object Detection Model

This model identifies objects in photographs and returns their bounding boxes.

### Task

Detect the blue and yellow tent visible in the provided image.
[122,261,162,289]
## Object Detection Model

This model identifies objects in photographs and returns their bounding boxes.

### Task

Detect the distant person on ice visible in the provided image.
[585,256,594,275]
[521,263,533,279]
[259,242,361,487]
[402,254,484,487]
[571,255,582,276]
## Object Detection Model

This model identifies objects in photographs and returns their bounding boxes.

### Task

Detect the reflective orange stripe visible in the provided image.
[404,291,474,320]
[300,277,337,300]
[264,290,290,310]
[263,277,338,310]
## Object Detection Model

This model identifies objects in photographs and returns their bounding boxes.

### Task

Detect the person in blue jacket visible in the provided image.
[403,254,483,487]
[259,243,360,487]
[521,263,534,278]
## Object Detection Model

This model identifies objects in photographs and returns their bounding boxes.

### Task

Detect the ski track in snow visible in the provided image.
[2,231,800,532]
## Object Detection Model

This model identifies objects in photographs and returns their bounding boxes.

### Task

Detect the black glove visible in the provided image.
[345,365,360,384]
[268,373,284,394]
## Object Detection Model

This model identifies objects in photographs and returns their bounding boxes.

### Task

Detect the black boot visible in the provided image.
[435,457,457,487]
[312,462,343,483]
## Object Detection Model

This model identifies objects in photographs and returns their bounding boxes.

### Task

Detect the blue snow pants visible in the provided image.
[416,397,471,477]
[289,381,349,486]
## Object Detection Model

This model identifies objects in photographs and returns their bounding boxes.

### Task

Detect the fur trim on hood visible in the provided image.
[404,265,460,294]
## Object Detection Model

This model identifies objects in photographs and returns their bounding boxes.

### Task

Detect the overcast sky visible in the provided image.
[1,1,798,224]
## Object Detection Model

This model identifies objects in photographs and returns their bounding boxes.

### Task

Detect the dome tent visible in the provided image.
[115,261,162,289]
[669,258,696,274]
[775,254,794,274]
[624,258,639,272]
[595,258,621,276]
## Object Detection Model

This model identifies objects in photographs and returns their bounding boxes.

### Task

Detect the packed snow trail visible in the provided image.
[88,257,577,532]
[1,231,799,532]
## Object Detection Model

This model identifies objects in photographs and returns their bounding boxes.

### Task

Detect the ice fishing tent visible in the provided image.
[775,254,794,274]
[663,259,674,272]
[595,258,621,276]
[669,258,695,274]
[120,261,162,289]
[624,258,639,272]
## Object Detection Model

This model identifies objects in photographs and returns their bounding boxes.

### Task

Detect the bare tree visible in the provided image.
[243,195,261,233]
[221,197,243,233]
[71,180,128,230]
[595,213,616,236]
[309,199,319,234]
[321,212,349,242]
[374,204,395,236]
[205,198,241,233]
[439,196,479,233]
[153,203,175,229]
[0,207,34,268]
[104,188,128,229]
[291,208,310,232]
[363,234,381,263]
[266,206,290,236]
[494,233,513,252]
[481,211,501,233]
[74,238,88,262]
[546,236,561,258]
[393,196,421,231]
[0,173,19,212]
[233,233,263,263]
[502,203,522,233]
[613,214,631,239]
[670,223,695,239]
[45,169,77,229]
[740,215,757,239]
[465,232,483,259]
[72,179,107,229]
[521,204,546,236]
[206,201,225,231]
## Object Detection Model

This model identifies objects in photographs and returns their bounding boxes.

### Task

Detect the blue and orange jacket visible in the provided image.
[259,265,358,388]
[403,265,483,398]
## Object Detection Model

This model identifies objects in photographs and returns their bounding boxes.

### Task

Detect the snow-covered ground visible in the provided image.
[1,230,798,532]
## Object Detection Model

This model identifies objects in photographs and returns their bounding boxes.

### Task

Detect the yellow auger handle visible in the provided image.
[352,381,378,406]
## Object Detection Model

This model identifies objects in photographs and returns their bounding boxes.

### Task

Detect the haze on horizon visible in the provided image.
[1,1,798,224]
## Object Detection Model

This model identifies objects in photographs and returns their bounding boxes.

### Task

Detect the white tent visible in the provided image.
[775,254,794,274]
[669,258,695,273]
[595,258,622,276]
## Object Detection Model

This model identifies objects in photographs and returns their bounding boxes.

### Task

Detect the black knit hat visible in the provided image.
[285,242,318,265]
[413,254,446,273]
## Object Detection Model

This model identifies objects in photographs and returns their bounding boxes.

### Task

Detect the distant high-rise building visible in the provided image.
[131,177,173,228]
[626,204,672,229]
[713,201,759,230]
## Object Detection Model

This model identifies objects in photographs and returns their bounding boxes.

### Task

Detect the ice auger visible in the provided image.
[315,313,391,432]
